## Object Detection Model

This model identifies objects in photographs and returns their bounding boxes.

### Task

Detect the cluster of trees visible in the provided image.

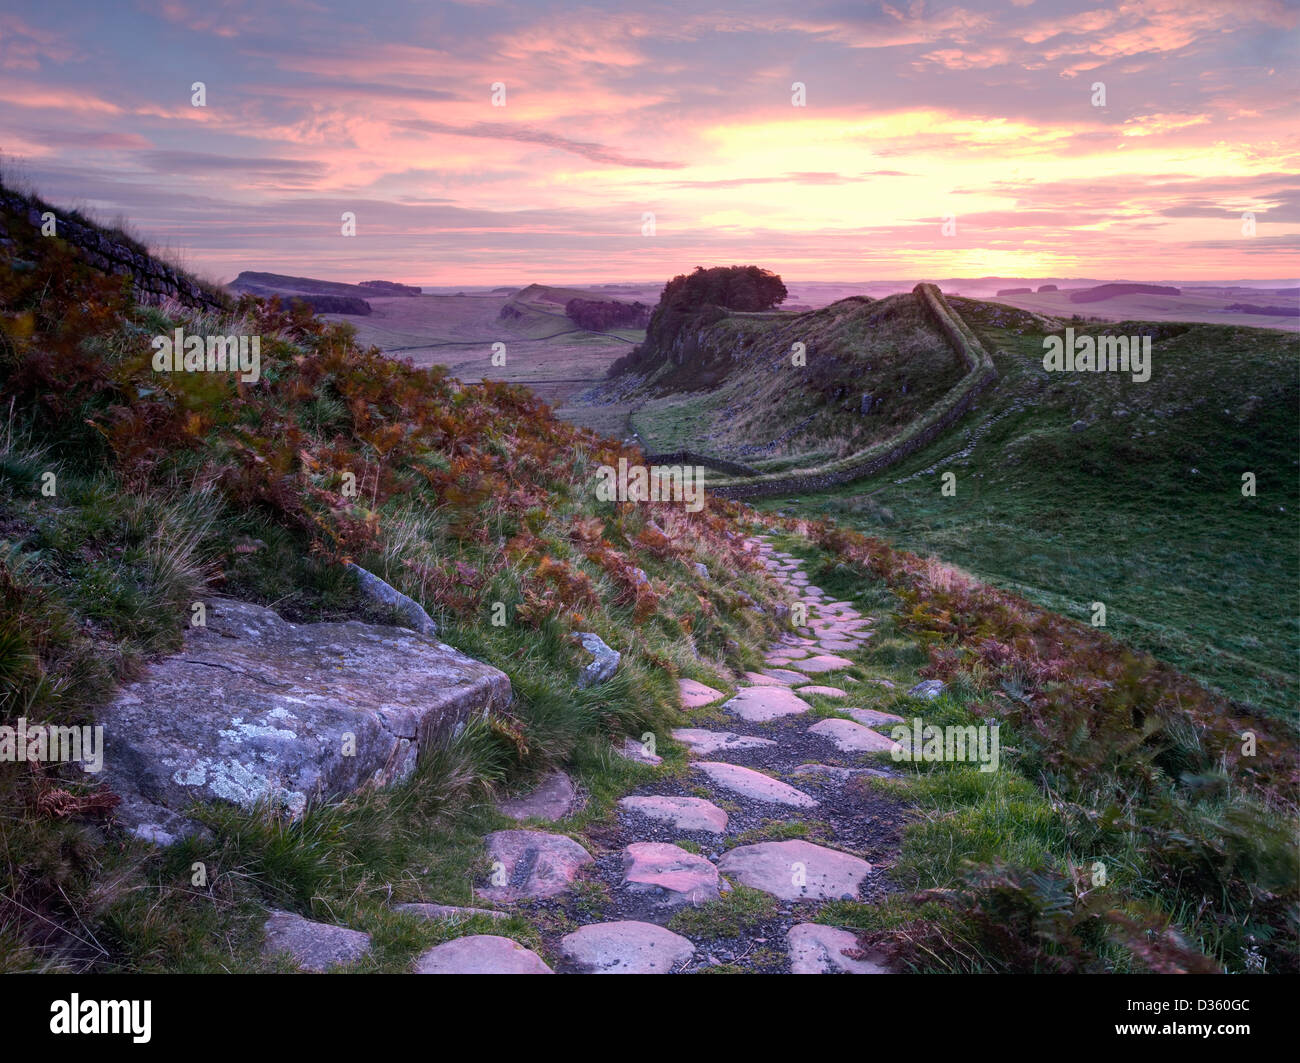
[660,265,787,314]
[564,298,651,331]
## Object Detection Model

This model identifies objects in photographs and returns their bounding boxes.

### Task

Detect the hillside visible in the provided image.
[759,298,1300,723]
[0,187,1294,978]
[581,290,973,468]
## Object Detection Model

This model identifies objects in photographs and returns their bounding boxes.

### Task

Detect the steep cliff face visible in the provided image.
[0,187,228,311]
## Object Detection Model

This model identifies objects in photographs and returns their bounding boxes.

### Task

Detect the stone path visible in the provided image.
[367,534,901,974]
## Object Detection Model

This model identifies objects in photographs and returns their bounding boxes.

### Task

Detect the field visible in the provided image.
[321,284,657,411]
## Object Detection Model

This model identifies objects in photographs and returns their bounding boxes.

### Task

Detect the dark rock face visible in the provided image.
[99,599,511,843]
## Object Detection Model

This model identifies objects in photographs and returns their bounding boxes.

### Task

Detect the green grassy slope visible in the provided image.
[620,293,966,462]
[756,300,1300,721]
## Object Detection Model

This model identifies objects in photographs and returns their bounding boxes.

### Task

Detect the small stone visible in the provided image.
[908,679,946,700]
[414,935,553,974]
[395,903,508,923]
[498,771,576,822]
[560,921,694,974]
[576,632,620,688]
[262,911,371,972]
[793,685,848,699]
[618,736,662,765]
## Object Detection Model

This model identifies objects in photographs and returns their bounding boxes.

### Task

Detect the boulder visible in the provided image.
[99,599,510,843]
[576,632,620,688]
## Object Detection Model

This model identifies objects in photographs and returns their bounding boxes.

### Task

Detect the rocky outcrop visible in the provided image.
[99,598,510,843]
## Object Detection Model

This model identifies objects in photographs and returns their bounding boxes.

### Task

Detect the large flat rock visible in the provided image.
[723,687,813,723]
[414,935,553,974]
[791,654,856,675]
[100,598,511,843]
[695,762,817,808]
[718,840,873,901]
[787,923,888,974]
[476,830,594,902]
[671,729,777,756]
[262,911,371,972]
[621,842,721,906]
[808,718,899,754]
[559,921,694,974]
[620,795,728,833]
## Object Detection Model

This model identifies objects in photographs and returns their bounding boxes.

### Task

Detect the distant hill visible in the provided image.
[229,271,424,314]
[1069,283,1181,303]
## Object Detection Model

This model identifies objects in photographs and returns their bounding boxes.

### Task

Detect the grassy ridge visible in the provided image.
[0,186,785,970]
[757,301,1299,722]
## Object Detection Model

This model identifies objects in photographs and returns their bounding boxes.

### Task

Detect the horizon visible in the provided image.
[1,0,1296,286]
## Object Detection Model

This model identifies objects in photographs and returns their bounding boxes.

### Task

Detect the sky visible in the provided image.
[1,0,1297,285]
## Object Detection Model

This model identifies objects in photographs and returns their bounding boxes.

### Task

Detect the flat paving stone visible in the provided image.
[808,717,900,754]
[395,903,509,922]
[742,671,789,686]
[617,736,662,765]
[679,678,726,707]
[559,921,695,974]
[718,839,872,901]
[760,667,811,685]
[414,935,553,974]
[845,707,906,727]
[723,686,813,723]
[476,829,594,903]
[793,685,848,699]
[622,842,721,906]
[788,923,888,974]
[695,762,817,808]
[792,654,856,674]
[262,911,371,972]
[620,795,728,833]
[671,728,778,756]
[498,770,576,822]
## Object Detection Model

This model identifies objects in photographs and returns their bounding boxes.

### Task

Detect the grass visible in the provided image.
[756,302,1299,723]
[0,180,787,971]
[771,531,1298,974]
